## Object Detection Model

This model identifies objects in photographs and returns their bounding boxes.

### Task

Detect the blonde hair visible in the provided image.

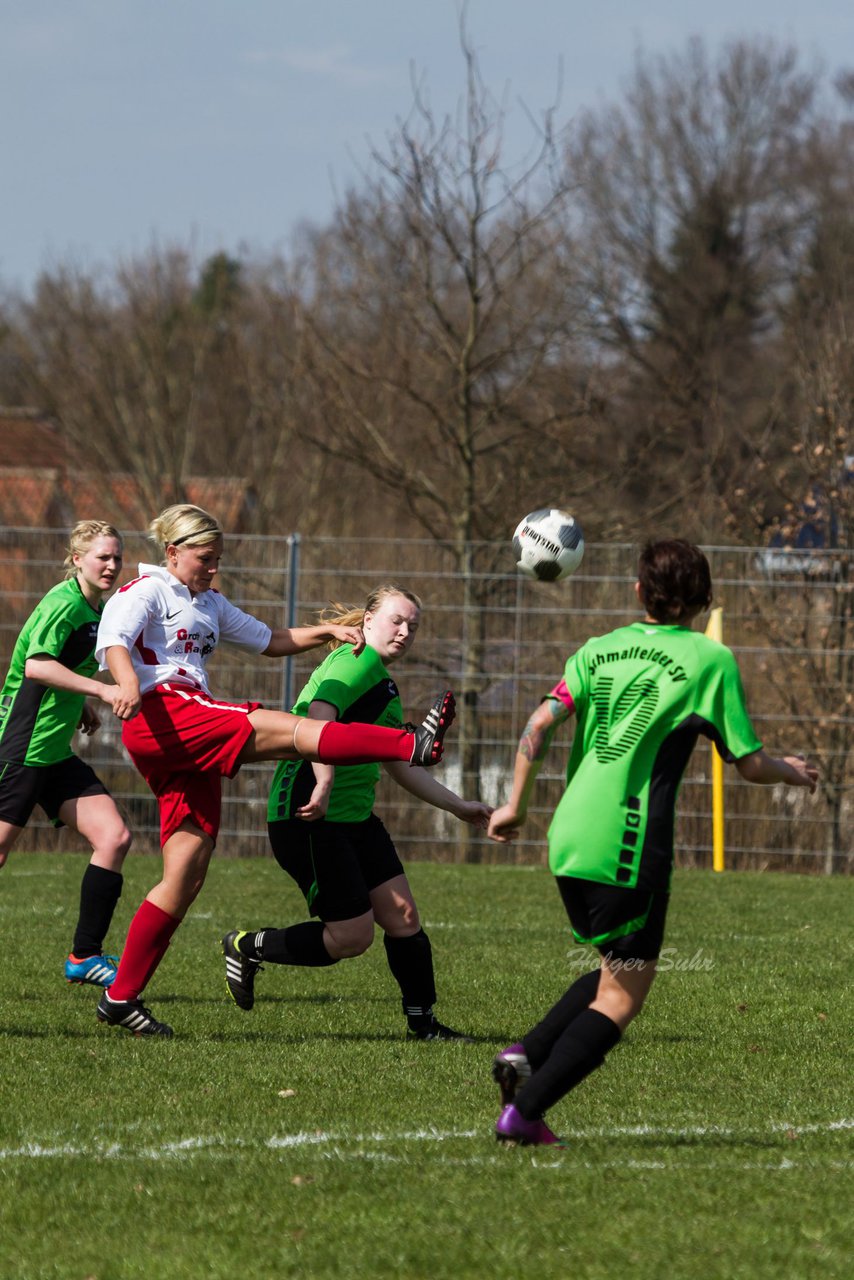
[63,520,123,579]
[320,584,423,649]
[149,504,223,560]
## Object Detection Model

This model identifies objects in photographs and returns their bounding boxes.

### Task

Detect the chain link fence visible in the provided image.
[1,527,851,872]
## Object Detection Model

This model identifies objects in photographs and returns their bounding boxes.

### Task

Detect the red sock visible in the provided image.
[109,899,181,1002]
[315,720,412,764]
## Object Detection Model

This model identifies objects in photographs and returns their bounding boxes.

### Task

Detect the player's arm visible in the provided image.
[103,645,142,720]
[95,579,157,720]
[384,760,492,828]
[264,625,365,658]
[24,655,117,706]
[487,696,572,843]
[735,749,818,793]
[294,701,338,821]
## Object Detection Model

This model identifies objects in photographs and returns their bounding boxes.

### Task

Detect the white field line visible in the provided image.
[1,1119,851,1163]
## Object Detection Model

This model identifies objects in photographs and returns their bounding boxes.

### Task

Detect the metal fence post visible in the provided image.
[282,532,301,710]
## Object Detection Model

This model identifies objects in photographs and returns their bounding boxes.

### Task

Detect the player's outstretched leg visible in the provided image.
[297,690,456,768]
[408,690,455,766]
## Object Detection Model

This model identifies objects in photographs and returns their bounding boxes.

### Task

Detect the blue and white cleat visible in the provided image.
[65,953,120,988]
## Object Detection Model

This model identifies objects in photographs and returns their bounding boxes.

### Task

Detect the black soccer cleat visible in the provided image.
[406,1016,474,1042]
[96,990,174,1038]
[222,930,263,1011]
[408,690,456,767]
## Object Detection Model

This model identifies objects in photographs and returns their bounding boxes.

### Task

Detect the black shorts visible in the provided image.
[267,812,405,922]
[556,876,669,962]
[0,756,109,829]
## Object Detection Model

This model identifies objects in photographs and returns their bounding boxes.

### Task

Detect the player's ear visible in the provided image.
[634,580,644,605]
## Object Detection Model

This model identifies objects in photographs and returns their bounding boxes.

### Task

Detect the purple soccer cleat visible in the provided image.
[495,1104,565,1148]
[491,1043,532,1106]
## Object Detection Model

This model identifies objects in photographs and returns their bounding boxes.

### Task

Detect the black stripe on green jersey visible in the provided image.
[622,712,732,889]
[337,678,401,725]
[267,645,404,825]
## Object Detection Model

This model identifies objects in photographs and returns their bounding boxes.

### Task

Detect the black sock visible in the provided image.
[72,865,123,957]
[252,922,338,967]
[515,1008,622,1120]
[383,929,438,1026]
[522,969,601,1068]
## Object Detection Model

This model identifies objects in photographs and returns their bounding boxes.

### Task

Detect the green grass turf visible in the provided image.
[0,854,851,1280]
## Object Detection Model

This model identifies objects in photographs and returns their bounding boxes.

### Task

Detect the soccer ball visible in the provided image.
[512,508,584,582]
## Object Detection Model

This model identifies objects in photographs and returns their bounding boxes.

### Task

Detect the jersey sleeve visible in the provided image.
[24,602,76,661]
[561,644,589,711]
[701,645,763,762]
[546,677,575,714]
[215,595,273,653]
[95,578,160,665]
[311,647,383,718]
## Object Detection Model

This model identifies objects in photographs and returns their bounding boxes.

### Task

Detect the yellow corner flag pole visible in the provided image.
[705,607,725,872]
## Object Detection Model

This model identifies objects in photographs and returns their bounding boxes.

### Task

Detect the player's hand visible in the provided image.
[328,625,365,655]
[295,784,331,822]
[457,800,493,829]
[785,755,819,794]
[487,803,525,843]
[78,702,101,735]
[111,682,142,720]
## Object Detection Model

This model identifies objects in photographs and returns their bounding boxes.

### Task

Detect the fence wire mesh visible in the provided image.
[1,527,851,872]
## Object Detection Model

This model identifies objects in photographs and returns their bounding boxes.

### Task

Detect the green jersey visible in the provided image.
[0,579,102,766]
[548,622,762,892]
[268,644,404,824]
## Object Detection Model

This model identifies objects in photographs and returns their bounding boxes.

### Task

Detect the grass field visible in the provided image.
[0,854,851,1280]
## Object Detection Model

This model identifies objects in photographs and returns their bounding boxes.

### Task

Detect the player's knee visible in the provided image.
[397,901,419,932]
[0,831,17,864]
[328,922,374,958]
[102,824,132,862]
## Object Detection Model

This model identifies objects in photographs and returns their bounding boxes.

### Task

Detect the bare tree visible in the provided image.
[562,37,838,537]
[2,250,335,538]
[744,221,854,869]
[286,24,592,857]
[7,251,243,513]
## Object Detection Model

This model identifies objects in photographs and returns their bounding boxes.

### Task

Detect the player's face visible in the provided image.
[168,538,223,595]
[74,536,123,602]
[363,594,420,663]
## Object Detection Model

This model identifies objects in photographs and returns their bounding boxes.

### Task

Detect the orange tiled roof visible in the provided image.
[0,409,66,468]
[0,408,251,533]
[62,473,250,531]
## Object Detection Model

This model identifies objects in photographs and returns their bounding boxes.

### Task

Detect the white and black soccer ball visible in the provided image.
[512,508,584,582]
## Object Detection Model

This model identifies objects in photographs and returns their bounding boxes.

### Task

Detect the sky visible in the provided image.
[3,0,854,295]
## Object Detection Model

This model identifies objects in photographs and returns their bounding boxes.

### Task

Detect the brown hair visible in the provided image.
[319,584,423,649]
[637,539,713,623]
[62,520,123,579]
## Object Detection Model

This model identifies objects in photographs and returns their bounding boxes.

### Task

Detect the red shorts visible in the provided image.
[122,684,261,846]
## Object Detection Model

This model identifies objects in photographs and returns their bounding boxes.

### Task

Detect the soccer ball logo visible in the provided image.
[512,509,584,582]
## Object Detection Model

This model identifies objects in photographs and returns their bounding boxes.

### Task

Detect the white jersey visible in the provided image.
[96,564,272,696]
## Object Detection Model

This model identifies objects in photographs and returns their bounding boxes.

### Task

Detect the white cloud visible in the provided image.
[245,43,399,89]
